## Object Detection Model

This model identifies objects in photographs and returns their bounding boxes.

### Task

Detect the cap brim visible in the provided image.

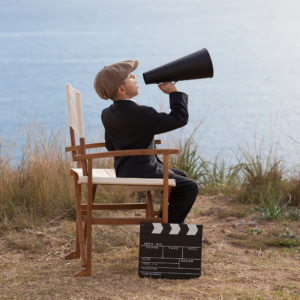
[132,60,139,72]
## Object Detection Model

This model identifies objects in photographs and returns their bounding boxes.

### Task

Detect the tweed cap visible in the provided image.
[94,60,139,100]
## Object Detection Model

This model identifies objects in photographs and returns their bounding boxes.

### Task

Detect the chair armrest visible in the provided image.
[65,142,106,152]
[74,148,179,161]
[66,139,161,152]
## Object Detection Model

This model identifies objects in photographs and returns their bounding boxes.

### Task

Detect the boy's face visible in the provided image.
[122,73,139,98]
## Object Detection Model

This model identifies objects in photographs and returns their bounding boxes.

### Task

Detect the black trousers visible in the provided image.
[165,168,199,224]
[121,161,199,224]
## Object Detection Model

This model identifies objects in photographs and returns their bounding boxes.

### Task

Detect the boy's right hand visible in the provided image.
[158,82,178,94]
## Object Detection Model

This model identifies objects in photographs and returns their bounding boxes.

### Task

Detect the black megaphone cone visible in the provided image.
[143,48,214,85]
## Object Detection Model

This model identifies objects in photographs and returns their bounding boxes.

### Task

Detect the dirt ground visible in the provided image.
[1,195,300,299]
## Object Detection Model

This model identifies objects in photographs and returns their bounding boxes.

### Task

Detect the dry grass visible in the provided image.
[1,195,300,299]
[1,119,300,231]
[1,121,300,298]
[0,122,136,231]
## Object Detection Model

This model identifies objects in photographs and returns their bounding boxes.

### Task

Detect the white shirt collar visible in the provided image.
[125,99,137,103]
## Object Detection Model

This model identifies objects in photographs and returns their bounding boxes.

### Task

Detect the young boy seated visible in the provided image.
[94,60,199,224]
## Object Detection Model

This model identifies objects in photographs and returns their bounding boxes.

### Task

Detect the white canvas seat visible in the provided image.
[71,168,176,191]
[64,83,179,277]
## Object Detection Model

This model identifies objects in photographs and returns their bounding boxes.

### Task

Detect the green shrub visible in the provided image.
[169,125,206,182]
[244,191,291,220]
[198,156,240,195]
[280,238,297,248]
[234,141,286,204]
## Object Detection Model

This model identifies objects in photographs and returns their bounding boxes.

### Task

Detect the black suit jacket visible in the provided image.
[101,91,189,178]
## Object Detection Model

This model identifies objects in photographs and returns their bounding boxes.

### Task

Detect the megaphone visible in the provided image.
[143,48,214,85]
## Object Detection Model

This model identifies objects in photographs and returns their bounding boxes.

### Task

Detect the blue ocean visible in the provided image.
[1,0,300,163]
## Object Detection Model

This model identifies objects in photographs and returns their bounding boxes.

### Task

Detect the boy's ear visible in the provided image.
[117,85,125,95]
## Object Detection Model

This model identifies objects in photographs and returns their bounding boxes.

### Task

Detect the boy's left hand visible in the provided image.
[158,82,178,94]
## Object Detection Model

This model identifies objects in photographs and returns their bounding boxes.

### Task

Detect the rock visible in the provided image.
[280,227,296,238]
[223,217,238,222]
[205,207,225,216]
[202,238,212,245]
[248,221,258,226]
[235,220,245,226]
[35,232,45,238]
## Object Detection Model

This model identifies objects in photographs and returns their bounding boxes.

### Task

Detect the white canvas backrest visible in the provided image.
[66,83,85,138]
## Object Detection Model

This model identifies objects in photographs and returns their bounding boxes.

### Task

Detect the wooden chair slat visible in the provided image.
[65,139,161,152]
[81,203,147,210]
[65,142,106,152]
[146,191,155,218]
[74,148,179,161]
[92,217,163,225]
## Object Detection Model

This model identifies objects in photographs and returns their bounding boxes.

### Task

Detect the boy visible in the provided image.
[94,60,199,224]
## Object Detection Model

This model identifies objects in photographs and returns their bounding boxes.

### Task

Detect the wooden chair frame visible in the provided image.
[64,84,179,277]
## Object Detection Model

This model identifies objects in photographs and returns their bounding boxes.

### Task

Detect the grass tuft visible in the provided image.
[234,141,286,205]
[169,125,207,182]
[1,117,300,230]
[244,192,291,220]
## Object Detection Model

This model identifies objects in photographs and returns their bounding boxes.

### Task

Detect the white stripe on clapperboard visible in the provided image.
[151,223,198,235]
[152,223,163,234]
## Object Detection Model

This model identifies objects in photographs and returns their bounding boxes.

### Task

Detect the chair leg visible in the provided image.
[145,191,149,218]
[65,175,82,261]
[85,159,93,276]
[72,176,87,274]
[146,191,155,218]
[64,219,80,260]
[156,186,172,219]
[84,184,97,242]
[162,186,172,223]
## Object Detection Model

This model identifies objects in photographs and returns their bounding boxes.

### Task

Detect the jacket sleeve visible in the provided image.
[141,91,189,136]
[104,130,115,151]
[101,111,115,151]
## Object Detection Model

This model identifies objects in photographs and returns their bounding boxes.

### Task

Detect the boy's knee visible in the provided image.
[197,182,200,192]
[181,171,188,178]
[194,182,199,195]
[176,169,188,177]
[189,180,199,194]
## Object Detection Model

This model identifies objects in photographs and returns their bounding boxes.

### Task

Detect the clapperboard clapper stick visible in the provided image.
[138,223,203,279]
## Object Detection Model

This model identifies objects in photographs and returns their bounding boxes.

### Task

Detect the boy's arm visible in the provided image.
[141,91,189,136]
[102,111,115,151]
[104,130,115,151]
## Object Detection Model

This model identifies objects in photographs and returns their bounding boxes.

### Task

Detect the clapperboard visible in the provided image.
[138,223,203,279]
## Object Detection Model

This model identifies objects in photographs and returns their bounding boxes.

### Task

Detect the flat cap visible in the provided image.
[94,60,139,100]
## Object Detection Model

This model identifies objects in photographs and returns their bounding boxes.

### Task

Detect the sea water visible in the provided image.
[0,0,300,164]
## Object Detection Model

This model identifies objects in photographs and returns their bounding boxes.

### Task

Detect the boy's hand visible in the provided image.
[158,82,178,94]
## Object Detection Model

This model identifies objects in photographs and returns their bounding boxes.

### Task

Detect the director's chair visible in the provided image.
[64,83,179,276]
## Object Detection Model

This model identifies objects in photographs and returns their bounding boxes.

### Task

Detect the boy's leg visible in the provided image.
[169,167,188,178]
[167,172,199,224]
[136,162,198,223]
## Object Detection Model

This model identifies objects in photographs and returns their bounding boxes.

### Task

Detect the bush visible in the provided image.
[169,125,206,182]
[234,141,286,204]
[244,191,291,220]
